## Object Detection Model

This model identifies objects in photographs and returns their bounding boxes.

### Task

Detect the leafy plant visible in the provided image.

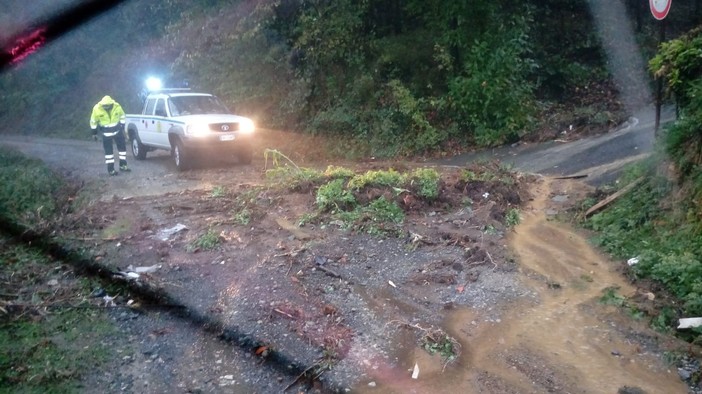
[600,287,627,307]
[347,169,406,191]
[651,307,678,334]
[365,197,405,225]
[420,329,461,363]
[324,165,355,179]
[210,186,227,198]
[505,208,521,227]
[233,208,251,225]
[188,228,221,252]
[298,212,319,227]
[409,168,441,200]
[316,179,356,212]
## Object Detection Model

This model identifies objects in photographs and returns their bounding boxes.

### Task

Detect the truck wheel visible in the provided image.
[131,135,147,160]
[172,140,190,171]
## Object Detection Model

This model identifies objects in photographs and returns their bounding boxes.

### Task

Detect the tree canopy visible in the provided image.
[0,0,695,157]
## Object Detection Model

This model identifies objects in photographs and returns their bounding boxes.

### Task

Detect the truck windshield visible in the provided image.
[169,95,230,116]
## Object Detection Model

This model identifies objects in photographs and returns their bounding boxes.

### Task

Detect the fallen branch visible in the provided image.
[274,247,306,258]
[553,174,588,180]
[273,308,296,319]
[585,177,645,218]
[485,250,497,270]
[283,361,320,392]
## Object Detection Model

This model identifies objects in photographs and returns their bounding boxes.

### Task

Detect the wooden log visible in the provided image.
[584,177,645,217]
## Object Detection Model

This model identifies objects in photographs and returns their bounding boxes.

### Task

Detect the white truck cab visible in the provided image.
[126,88,255,171]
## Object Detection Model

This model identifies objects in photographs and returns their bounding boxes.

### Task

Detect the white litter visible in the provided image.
[155,223,188,241]
[411,363,420,379]
[627,257,639,266]
[127,264,161,273]
[103,295,116,307]
[678,318,702,329]
[388,280,397,288]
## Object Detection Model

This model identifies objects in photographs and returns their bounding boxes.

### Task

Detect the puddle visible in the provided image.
[353,177,686,393]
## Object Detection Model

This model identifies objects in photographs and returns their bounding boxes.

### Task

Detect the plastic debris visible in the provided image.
[411,363,420,379]
[388,280,397,288]
[482,192,490,199]
[678,318,702,329]
[47,279,59,286]
[114,271,140,281]
[127,264,161,273]
[103,294,116,307]
[627,257,639,266]
[155,223,188,241]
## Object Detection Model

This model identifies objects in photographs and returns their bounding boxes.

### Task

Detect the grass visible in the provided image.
[0,148,127,391]
[0,146,68,224]
[188,228,221,251]
[0,238,119,392]
[210,186,227,198]
[102,217,133,239]
[582,158,702,340]
[585,161,702,316]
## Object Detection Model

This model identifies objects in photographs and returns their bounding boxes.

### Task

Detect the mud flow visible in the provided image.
[355,178,686,394]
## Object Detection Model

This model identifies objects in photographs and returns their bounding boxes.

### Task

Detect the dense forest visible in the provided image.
[0,0,700,157]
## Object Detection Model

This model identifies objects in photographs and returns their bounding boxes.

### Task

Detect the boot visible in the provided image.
[108,163,118,176]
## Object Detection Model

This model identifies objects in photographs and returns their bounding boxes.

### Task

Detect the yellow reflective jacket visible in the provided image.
[90,95,126,131]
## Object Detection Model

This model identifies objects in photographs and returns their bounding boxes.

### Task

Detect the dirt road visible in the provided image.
[0,132,694,393]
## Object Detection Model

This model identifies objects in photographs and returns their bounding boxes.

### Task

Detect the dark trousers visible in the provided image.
[102,130,128,172]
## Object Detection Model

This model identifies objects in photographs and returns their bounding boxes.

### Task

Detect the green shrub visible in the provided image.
[347,169,406,191]
[408,168,441,200]
[0,147,66,223]
[448,22,536,147]
[316,179,356,212]
[505,208,521,227]
[323,165,355,179]
[365,197,404,225]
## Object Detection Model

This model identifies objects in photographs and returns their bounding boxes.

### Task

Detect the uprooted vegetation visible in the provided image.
[258,149,526,237]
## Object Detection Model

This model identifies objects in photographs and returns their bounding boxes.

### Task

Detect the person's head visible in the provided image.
[99,95,115,111]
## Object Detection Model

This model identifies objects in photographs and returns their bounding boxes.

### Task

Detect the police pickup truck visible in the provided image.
[126,88,255,171]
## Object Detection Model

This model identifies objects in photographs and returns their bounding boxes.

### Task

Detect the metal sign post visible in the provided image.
[650,0,671,135]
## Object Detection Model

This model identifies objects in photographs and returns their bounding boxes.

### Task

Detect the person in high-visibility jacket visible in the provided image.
[90,95,130,176]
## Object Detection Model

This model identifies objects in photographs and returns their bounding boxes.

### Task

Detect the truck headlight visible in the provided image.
[240,119,255,134]
[185,123,210,136]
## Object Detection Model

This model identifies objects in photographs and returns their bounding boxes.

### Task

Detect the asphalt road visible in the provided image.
[437,105,676,185]
[1,105,676,191]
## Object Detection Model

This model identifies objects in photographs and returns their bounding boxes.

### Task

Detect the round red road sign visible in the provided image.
[650,0,672,20]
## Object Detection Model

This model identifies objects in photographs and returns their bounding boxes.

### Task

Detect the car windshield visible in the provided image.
[168,95,230,116]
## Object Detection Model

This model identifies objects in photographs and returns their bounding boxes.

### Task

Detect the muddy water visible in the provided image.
[356,178,686,393]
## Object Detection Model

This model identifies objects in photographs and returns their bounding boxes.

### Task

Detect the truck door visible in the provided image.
[138,98,158,147]
[153,98,170,148]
